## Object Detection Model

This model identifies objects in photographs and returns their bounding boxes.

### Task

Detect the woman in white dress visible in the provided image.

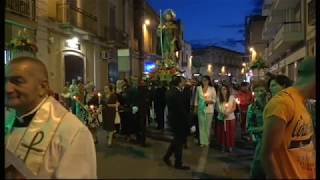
[194,76,216,147]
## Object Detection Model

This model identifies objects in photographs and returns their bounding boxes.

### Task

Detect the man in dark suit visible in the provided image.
[163,76,190,170]
[154,81,167,130]
[127,77,147,147]
[182,79,193,149]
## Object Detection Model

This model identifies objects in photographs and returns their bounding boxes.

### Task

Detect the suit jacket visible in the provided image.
[154,86,167,110]
[166,87,188,137]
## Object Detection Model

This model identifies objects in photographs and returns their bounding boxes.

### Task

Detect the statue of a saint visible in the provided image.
[157,9,181,64]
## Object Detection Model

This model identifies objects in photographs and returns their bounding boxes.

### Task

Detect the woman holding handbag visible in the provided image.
[216,84,237,153]
[101,84,119,147]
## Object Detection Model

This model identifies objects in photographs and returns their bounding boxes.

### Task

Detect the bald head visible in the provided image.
[6,57,50,115]
[8,56,48,81]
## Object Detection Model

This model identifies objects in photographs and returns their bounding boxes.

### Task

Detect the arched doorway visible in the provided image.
[64,54,85,84]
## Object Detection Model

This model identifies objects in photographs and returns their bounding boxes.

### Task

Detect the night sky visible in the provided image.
[148,0,263,53]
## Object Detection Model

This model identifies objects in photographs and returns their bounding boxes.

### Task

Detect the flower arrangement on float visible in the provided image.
[7,28,38,58]
[147,60,182,82]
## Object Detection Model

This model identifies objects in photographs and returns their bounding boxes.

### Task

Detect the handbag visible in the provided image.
[114,112,121,124]
[114,106,121,124]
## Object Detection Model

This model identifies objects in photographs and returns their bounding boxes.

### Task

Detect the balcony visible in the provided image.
[6,0,36,20]
[272,0,300,10]
[262,0,272,16]
[308,0,315,26]
[104,26,129,48]
[56,3,97,34]
[267,22,303,61]
[273,21,303,48]
[262,9,286,40]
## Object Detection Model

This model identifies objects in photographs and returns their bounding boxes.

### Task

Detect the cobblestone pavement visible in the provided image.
[95,124,254,179]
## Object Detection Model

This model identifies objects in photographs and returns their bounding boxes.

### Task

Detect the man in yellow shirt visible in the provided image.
[261,57,316,179]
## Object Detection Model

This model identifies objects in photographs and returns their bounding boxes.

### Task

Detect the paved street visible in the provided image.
[95,125,254,179]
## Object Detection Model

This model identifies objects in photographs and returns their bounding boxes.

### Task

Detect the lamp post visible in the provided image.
[249,47,256,62]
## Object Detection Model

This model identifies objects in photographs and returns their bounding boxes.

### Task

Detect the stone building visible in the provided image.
[192,46,246,82]
[261,0,316,82]
[5,0,154,92]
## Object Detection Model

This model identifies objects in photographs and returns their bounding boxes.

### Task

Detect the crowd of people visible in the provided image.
[5,56,316,179]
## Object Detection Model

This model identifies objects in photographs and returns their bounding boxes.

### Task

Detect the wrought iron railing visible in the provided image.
[308,0,315,26]
[56,3,97,34]
[274,21,302,45]
[6,0,36,20]
[104,26,129,46]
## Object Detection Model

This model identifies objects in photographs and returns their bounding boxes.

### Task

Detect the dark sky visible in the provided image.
[148,0,263,53]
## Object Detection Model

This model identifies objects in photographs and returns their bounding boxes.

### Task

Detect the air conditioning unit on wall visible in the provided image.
[101,50,112,60]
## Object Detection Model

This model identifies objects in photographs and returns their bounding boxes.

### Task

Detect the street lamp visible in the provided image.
[241,68,245,74]
[144,19,150,26]
[249,47,256,62]
[207,64,212,73]
[221,66,225,74]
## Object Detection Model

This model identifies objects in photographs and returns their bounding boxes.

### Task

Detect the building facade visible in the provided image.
[261,0,316,82]
[5,0,150,92]
[192,46,245,82]
[141,0,161,77]
[245,15,267,59]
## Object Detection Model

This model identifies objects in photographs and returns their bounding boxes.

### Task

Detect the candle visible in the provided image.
[98,92,101,104]
[235,98,240,105]
[224,103,229,108]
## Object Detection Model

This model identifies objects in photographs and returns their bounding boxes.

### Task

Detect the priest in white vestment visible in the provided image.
[5,56,97,179]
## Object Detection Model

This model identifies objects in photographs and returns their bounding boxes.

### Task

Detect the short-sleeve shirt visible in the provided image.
[263,87,315,179]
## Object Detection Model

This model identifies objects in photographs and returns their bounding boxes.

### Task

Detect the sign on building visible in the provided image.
[117,49,130,72]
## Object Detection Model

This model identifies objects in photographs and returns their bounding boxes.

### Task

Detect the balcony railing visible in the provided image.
[308,0,315,26]
[56,3,97,34]
[274,21,302,47]
[6,0,36,20]
[104,26,129,47]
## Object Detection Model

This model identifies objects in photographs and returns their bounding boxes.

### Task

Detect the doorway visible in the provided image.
[64,55,84,84]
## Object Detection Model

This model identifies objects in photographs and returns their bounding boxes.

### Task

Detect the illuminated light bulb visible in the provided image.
[98,92,101,97]
[73,96,77,99]
[90,105,94,110]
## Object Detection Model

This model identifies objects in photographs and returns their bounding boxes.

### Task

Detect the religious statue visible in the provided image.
[157,9,181,65]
